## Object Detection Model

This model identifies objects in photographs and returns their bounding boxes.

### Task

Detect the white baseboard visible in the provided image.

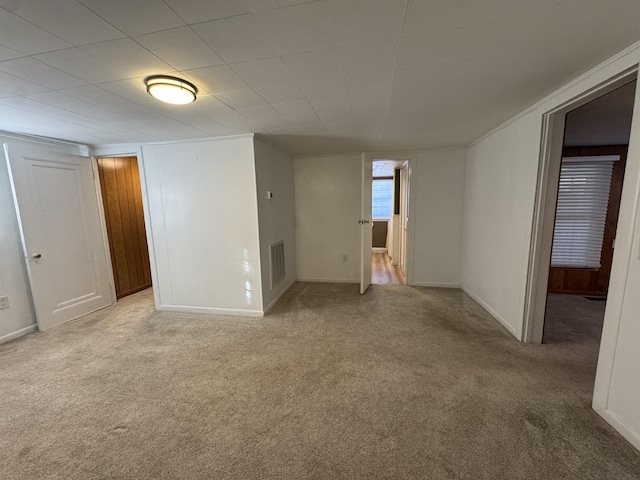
[460,285,520,339]
[297,277,360,283]
[411,281,461,288]
[158,305,264,317]
[264,278,296,314]
[0,324,37,345]
[595,407,640,452]
[372,247,387,253]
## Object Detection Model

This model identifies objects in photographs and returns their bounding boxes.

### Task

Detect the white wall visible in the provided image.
[253,138,296,312]
[142,136,264,315]
[411,149,466,287]
[460,113,542,337]
[294,154,362,282]
[0,139,36,342]
[459,42,640,448]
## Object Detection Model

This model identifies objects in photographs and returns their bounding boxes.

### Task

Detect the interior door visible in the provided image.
[360,154,373,294]
[4,143,114,331]
[399,163,408,274]
[359,154,373,293]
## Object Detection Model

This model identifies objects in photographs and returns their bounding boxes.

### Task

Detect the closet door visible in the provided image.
[97,156,152,298]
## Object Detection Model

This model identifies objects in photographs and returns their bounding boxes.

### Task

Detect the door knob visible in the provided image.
[32,253,42,259]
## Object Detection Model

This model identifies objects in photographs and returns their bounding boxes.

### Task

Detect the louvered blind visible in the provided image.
[550,156,618,268]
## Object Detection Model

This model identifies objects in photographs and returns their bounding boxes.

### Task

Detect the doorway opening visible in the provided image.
[96,156,152,300]
[525,76,636,354]
[371,159,408,285]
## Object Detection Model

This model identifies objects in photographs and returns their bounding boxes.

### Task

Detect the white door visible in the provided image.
[4,144,114,331]
[360,154,373,294]
[399,163,409,274]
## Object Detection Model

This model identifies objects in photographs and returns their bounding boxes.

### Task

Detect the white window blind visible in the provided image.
[372,179,393,219]
[551,155,618,269]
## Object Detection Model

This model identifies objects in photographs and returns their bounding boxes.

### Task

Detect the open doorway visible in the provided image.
[96,156,152,299]
[371,159,408,285]
[543,81,635,346]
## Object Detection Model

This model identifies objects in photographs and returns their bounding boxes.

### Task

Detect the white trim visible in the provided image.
[595,408,640,452]
[411,282,461,288]
[91,158,117,305]
[157,304,264,317]
[0,325,37,344]
[89,133,255,157]
[297,277,359,283]
[0,130,88,151]
[372,247,387,253]
[461,285,520,339]
[263,278,296,314]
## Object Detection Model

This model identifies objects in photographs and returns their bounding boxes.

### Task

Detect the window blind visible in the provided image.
[550,155,618,269]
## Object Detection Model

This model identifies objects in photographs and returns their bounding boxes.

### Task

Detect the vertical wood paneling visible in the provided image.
[97,156,152,299]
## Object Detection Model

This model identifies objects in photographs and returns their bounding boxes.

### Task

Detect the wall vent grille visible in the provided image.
[270,240,285,289]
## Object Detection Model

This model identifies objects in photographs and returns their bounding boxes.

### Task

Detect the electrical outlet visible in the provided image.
[342,254,348,262]
[0,295,9,310]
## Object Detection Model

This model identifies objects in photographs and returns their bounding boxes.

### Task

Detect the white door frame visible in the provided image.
[364,153,417,286]
[522,67,638,344]
[90,145,159,308]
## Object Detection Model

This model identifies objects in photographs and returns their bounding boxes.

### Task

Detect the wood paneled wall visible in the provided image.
[548,146,627,297]
[97,156,152,299]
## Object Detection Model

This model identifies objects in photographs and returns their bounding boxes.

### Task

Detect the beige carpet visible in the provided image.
[1,284,639,479]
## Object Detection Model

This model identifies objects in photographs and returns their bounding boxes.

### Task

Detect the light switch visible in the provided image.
[266,191,273,200]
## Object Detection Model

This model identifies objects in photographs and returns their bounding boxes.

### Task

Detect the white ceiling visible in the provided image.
[0,0,639,155]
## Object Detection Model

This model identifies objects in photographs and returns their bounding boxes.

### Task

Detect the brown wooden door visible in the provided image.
[97,156,152,299]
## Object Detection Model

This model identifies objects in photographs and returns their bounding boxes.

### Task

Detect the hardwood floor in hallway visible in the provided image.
[371,251,405,285]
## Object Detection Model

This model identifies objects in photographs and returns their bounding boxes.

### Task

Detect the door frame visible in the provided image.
[523,67,639,344]
[364,152,417,286]
[90,145,158,308]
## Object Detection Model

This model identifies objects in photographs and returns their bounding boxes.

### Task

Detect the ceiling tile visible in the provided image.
[192,14,277,63]
[404,0,561,36]
[0,44,23,62]
[76,0,185,36]
[247,0,316,11]
[237,104,284,121]
[330,0,407,46]
[183,65,249,94]
[135,27,225,71]
[191,95,249,124]
[215,89,267,109]
[230,58,294,89]
[256,84,306,103]
[26,91,134,122]
[282,48,345,98]
[258,1,335,55]
[397,22,525,70]
[34,48,122,84]
[0,7,70,54]
[272,100,318,123]
[58,85,156,119]
[0,71,50,96]
[0,0,124,45]
[0,57,87,90]
[164,0,253,24]
[98,77,154,104]
[81,39,174,80]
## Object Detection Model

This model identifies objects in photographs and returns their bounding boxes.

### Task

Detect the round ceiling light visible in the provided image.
[145,75,198,105]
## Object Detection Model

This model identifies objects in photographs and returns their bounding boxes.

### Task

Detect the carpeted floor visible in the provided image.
[1,283,639,479]
[543,293,607,345]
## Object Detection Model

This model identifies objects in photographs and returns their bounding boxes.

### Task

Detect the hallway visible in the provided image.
[371,251,405,285]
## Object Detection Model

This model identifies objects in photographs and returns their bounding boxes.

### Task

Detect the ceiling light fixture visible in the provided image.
[145,75,198,105]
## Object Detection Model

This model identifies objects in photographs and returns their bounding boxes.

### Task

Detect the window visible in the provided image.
[550,156,618,268]
[372,178,394,219]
